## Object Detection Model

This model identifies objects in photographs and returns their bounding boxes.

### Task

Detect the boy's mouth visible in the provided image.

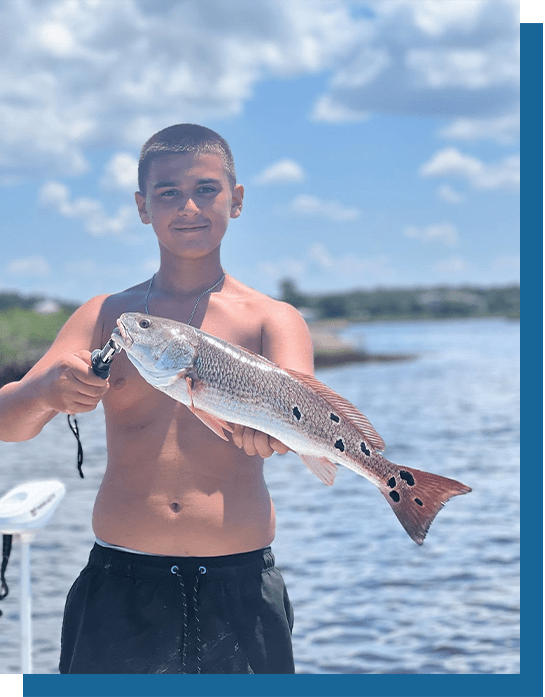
[173,223,208,232]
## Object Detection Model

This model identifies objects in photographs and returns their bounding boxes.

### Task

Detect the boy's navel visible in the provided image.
[169,502,181,513]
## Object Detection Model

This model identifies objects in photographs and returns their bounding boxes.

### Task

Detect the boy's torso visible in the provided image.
[91,277,277,557]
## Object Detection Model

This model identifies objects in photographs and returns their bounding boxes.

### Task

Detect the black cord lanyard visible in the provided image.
[67,414,84,479]
[0,534,13,617]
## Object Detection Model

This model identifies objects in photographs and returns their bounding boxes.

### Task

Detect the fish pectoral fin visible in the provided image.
[190,407,235,442]
[299,454,338,486]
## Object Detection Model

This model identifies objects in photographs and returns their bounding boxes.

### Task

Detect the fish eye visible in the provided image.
[139,319,151,329]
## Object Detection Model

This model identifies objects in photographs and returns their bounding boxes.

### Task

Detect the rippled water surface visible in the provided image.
[0,318,519,674]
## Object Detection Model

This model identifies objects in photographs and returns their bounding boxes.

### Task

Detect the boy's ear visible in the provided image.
[135,191,150,224]
[230,184,244,219]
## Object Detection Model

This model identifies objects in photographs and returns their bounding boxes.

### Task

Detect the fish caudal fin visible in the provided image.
[379,463,472,545]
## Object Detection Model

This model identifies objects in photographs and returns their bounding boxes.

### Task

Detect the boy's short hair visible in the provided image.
[138,124,236,194]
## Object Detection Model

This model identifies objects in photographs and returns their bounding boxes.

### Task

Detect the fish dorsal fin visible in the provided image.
[284,367,386,451]
[299,454,338,486]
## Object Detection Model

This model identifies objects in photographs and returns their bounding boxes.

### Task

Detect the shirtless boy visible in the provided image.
[0,124,314,674]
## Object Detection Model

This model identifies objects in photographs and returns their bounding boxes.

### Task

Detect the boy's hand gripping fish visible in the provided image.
[112,313,471,545]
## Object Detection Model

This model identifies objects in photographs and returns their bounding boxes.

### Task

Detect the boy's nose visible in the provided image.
[178,197,200,215]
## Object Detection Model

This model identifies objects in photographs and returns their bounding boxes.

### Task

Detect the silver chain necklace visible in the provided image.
[143,270,226,325]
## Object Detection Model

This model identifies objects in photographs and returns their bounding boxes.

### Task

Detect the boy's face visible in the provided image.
[135,152,243,261]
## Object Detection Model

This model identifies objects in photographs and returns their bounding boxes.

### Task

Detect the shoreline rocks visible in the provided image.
[308,320,415,369]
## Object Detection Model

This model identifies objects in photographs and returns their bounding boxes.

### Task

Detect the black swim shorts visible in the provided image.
[59,543,294,674]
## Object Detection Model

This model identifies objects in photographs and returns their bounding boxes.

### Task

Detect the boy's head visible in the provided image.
[138,124,236,195]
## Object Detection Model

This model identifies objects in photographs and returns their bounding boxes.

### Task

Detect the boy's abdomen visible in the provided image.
[92,416,276,557]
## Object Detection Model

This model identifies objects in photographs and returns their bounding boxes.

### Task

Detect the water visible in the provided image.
[0,317,519,674]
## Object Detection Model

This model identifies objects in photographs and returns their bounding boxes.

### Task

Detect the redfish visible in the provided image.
[112,313,471,545]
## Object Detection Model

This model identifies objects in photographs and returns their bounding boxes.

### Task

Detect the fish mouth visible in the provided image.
[113,319,133,349]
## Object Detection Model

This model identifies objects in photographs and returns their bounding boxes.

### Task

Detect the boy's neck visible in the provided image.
[154,255,226,297]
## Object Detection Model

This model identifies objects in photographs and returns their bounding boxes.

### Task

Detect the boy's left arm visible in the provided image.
[231,302,314,458]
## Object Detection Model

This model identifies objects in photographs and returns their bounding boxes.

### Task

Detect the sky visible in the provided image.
[0,0,522,305]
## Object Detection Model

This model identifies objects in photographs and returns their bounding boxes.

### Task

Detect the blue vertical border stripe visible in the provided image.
[519,18,544,697]
[23,21,540,697]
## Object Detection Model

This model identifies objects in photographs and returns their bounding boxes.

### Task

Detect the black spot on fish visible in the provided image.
[387,477,396,488]
[361,442,371,456]
[400,470,415,486]
[415,498,423,506]
[389,491,400,503]
[334,439,345,452]
[292,406,301,420]
[330,413,340,423]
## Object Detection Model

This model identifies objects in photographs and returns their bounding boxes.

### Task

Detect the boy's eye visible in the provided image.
[160,189,178,197]
[197,186,216,194]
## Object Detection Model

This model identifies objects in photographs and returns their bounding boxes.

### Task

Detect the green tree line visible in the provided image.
[0,283,520,385]
[0,293,78,383]
[279,280,520,321]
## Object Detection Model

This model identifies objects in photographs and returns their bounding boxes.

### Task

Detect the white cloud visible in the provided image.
[404,222,459,246]
[254,159,305,185]
[308,242,393,277]
[101,152,139,192]
[437,184,465,204]
[284,194,360,222]
[439,112,519,144]
[257,242,395,286]
[37,21,76,56]
[39,180,136,237]
[405,46,517,90]
[7,255,52,278]
[491,255,520,272]
[64,259,130,279]
[312,0,519,138]
[141,258,160,274]
[434,255,470,274]
[259,258,308,281]
[0,0,520,184]
[420,148,519,190]
[0,0,361,180]
[310,95,371,123]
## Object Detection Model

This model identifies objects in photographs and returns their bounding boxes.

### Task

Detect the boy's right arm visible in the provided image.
[0,295,111,442]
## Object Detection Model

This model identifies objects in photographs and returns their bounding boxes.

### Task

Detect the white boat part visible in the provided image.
[0,480,66,674]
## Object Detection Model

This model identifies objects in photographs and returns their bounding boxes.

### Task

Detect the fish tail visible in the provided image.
[378,461,471,545]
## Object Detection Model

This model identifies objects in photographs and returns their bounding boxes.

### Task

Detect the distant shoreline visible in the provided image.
[0,314,518,387]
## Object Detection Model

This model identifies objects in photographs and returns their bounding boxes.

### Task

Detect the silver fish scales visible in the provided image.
[112,312,471,545]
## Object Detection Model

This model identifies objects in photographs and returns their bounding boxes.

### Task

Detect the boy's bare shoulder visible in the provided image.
[98,281,150,327]
[227,276,306,324]
[227,277,314,373]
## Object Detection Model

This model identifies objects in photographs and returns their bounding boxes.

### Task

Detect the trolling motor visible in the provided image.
[0,480,66,673]
[67,337,121,478]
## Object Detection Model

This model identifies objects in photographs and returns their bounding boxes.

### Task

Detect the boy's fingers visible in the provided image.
[232,426,287,459]
[269,438,290,455]
[253,431,274,459]
[241,427,258,456]
[73,373,110,396]
[231,424,244,448]
[73,352,112,387]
